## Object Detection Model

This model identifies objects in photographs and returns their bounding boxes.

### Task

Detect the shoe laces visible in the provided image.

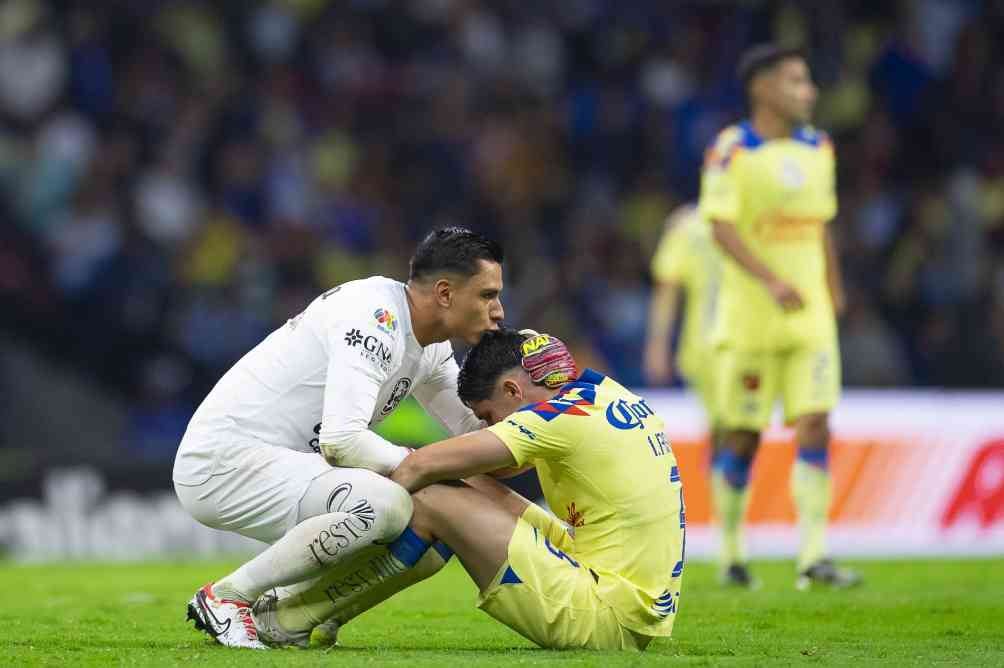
[234,603,259,641]
[218,596,259,641]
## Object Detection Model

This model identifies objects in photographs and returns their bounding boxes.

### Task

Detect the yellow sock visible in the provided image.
[711,470,750,566]
[791,454,831,572]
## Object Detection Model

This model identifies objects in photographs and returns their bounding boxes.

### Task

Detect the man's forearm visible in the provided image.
[646,282,681,349]
[391,431,517,493]
[319,429,411,475]
[711,219,779,286]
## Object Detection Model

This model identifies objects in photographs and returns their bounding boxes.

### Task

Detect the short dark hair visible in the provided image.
[457,328,525,404]
[409,227,504,282]
[737,43,806,92]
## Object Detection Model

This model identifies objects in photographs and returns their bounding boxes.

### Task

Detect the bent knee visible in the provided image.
[369,478,413,539]
[725,429,760,457]
[795,413,830,445]
[408,484,450,536]
[299,469,413,540]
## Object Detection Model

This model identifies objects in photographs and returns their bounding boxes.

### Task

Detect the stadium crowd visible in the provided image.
[2,0,1003,460]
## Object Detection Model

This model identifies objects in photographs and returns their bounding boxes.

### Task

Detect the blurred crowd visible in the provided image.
[2,0,1004,459]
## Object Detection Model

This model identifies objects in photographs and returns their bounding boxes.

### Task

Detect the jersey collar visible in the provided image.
[739,119,820,147]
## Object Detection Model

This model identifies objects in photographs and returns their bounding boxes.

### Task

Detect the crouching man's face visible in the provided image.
[467,370,542,426]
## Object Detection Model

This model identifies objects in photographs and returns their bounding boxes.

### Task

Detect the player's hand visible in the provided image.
[643,342,674,385]
[766,278,805,311]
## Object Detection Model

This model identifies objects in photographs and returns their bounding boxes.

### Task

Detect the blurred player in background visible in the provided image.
[643,206,742,582]
[255,329,684,650]
[698,44,860,589]
[174,227,504,648]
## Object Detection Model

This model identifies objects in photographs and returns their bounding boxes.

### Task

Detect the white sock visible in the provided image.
[276,542,451,633]
[214,509,380,603]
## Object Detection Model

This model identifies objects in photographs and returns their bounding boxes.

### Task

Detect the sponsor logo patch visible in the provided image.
[374,308,398,334]
[381,378,412,415]
[605,397,655,430]
[345,328,393,372]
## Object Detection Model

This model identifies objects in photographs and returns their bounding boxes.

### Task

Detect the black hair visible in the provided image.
[737,44,807,93]
[408,227,504,282]
[457,328,525,404]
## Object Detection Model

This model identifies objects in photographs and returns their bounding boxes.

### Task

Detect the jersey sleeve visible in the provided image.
[318,316,409,475]
[487,409,575,467]
[411,346,484,436]
[650,220,690,284]
[698,127,743,225]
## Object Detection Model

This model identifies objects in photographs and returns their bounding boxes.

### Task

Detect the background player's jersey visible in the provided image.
[650,206,721,380]
[488,370,685,637]
[174,276,481,485]
[699,121,837,351]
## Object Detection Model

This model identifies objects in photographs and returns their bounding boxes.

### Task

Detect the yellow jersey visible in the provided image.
[650,206,721,379]
[698,121,838,351]
[488,369,685,637]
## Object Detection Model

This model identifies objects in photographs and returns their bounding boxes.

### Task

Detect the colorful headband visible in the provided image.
[518,329,578,389]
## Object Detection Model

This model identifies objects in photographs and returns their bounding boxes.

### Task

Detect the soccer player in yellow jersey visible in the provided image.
[645,207,751,584]
[385,329,686,650]
[249,329,682,650]
[645,204,721,405]
[699,44,860,589]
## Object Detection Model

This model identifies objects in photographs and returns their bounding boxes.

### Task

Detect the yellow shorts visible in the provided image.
[478,518,651,651]
[715,340,841,431]
[681,352,720,428]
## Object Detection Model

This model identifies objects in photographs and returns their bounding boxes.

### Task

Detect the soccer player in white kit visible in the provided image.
[174,228,504,649]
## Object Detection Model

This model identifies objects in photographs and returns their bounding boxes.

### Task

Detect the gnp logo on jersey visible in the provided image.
[520,385,596,422]
[374,308,398,334]
[605,397,656,430]
[344,328,393,371]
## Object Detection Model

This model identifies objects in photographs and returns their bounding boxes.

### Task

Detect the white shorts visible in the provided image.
[174,439,406,545]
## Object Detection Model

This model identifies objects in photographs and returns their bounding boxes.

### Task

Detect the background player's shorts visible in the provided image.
[478,518,652,651]
[681,348,721,428]
[715,339,841,431]
[174,440,401,544]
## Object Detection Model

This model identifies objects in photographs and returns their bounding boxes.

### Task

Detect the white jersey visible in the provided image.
[173,276,482,486]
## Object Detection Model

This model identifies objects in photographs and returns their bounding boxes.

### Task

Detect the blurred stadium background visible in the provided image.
[1,0,1003,562]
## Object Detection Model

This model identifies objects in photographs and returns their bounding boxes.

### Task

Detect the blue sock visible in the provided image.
[388,527,431,568]
[713,449,752,489]
[797,445,828,470]
[432,542,454,562]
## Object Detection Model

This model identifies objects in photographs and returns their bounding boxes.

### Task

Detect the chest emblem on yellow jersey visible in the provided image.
[566,502,586,531]
[779,157,805,189]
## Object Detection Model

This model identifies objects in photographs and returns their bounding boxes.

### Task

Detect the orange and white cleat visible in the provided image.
[186,583,268,650]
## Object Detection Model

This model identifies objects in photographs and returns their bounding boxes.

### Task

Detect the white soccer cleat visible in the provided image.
[250,589,311,649]
[187,583,268,650]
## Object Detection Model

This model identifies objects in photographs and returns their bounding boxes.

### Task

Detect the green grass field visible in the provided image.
[1,558,1001,666]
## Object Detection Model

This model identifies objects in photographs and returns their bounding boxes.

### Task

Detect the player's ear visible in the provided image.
[501,378,522,400]
[433,277,452,308]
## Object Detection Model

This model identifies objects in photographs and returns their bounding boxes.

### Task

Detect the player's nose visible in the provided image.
[491,300,505,322]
